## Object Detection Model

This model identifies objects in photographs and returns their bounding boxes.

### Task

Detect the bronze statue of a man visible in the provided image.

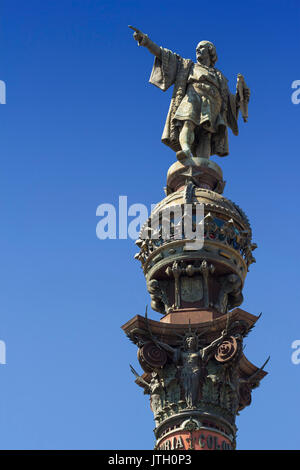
[129,26,250,164]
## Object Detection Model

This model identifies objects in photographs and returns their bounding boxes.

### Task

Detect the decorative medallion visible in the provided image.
[138,341,167,372]
[214,336,238,363]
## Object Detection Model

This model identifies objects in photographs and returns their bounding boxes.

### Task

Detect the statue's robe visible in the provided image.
[149,47,239,156]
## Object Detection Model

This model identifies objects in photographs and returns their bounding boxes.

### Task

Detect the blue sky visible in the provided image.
[0,0,299,449]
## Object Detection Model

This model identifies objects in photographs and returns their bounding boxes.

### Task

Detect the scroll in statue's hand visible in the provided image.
[236,74,250,102]
[236,74,250,122]
[243,86,250,102]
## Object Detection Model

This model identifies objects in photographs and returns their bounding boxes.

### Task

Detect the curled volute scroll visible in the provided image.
[215,336,238,363]
[138,341,167,372]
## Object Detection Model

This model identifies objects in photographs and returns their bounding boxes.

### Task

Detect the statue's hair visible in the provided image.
[208,43,218,66]
[198,40,218,67]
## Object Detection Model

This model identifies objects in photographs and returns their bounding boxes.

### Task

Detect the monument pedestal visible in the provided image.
[123,157,267,450]
[166,159,225,195]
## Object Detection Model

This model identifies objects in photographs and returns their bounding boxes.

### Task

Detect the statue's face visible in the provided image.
[196,42,211,65]
[185,336,197,351]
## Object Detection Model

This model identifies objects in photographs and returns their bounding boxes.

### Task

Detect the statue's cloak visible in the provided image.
[149,47,239,156]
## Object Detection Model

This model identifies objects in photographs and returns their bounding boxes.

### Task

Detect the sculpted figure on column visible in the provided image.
[154,330,228,408]
[129,26,250,164]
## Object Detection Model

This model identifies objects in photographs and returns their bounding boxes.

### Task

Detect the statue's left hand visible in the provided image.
[236,74,250,102]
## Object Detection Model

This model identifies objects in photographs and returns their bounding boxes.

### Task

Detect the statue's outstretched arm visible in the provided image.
[155,340,176,354]
[201,330,227,361]
[129,25,161,59]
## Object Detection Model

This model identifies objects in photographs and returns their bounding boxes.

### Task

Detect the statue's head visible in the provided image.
[151,371,159,382]
[196,41,218,67]
[184,334,198,351]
